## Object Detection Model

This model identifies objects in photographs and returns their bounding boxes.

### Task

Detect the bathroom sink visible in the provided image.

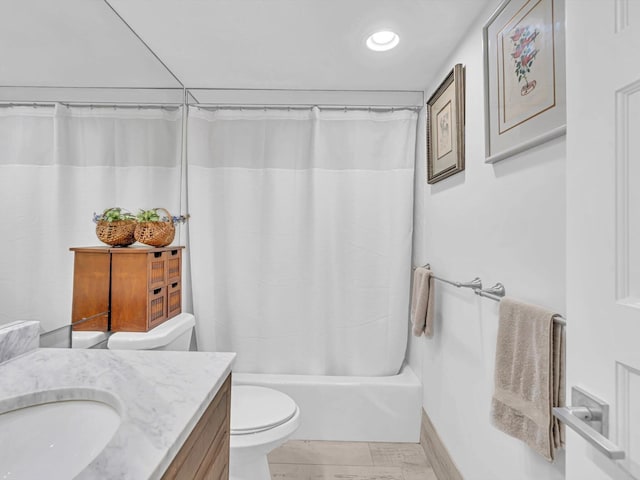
[0,394,121,479]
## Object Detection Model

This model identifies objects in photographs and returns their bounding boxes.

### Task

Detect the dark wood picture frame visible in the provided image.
[427,64,465,184]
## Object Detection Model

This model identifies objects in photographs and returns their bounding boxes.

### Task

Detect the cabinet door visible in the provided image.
[111,253,149,332]
[161,375,231,480]
[71,252,110,331]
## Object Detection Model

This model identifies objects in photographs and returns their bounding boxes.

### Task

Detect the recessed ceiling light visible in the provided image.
[366,30,400,52]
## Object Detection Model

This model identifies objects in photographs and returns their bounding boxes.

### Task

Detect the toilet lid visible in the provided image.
[231,386,298,435]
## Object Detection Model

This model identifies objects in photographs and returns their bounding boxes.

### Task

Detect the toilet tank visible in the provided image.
[107,313,195,351]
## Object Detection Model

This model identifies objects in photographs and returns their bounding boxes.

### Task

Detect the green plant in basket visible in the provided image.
[94,207,137,247]
[95,207,136,223]
[136,208,190,224]
[136,208,162,222]
[134,208,189,247]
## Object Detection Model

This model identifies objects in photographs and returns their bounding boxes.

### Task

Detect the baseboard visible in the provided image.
[420,408,464,480]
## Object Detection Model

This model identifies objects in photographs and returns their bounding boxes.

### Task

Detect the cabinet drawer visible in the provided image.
[148,286,167,329]
[167,281,182,319]
[166,248,182,284]
[148,251,167,290]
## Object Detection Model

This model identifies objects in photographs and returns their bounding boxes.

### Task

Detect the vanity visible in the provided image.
[0,321,235,479]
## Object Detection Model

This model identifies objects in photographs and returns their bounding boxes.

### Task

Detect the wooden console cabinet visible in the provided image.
[162,374,231,480]
[70,246,184,332]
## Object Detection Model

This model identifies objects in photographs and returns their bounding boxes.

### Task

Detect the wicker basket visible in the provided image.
[95,208,137,247]
[134,208,176,247]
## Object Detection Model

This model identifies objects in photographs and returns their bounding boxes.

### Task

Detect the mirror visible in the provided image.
[0,0,184,349]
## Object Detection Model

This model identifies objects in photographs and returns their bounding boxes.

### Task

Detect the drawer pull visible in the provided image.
[154,251,162,258]
[171,249,178,256]
[171,282,178,288]
[153,288,162,295]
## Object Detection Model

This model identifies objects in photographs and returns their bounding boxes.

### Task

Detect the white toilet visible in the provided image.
[107,313,300,480]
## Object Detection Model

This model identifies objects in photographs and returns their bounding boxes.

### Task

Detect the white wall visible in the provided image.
[408,3,566,479]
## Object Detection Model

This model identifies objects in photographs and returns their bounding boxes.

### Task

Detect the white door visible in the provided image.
[565,0,640,479]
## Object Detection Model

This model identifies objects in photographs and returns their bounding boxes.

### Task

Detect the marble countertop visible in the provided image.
[0,346,236,479]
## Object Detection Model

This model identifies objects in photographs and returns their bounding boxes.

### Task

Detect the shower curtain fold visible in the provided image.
[187,106,417,376]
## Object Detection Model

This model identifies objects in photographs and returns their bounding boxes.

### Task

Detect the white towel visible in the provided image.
[411,267,435,337]
[491,297,565,461]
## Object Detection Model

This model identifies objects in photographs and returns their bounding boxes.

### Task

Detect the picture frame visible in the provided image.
[483,0,566,164]
[427,63,465,184]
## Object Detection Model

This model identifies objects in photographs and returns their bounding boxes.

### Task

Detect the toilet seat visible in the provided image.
[231,386,298,435]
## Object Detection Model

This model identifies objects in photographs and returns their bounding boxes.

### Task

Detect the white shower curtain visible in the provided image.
[0,104,182,333]
[187,106,417,376]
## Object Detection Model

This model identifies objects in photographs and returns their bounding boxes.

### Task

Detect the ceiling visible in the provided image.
[0,0,179,88]
[1,0,497,93]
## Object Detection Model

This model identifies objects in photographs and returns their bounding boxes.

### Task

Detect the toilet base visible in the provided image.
[228,405,300,480]
[229,450,271,480]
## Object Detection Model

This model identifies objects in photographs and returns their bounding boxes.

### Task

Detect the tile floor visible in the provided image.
[268,440,438,480]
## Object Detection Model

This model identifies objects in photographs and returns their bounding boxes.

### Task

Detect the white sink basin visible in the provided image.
[0,392,121,479]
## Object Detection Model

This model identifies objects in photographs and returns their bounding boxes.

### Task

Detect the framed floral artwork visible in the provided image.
[427,64,465,184]
[483,0,566,163]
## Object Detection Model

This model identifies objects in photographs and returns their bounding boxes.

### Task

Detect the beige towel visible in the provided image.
[491,297,565,461]
[411,267,435,337]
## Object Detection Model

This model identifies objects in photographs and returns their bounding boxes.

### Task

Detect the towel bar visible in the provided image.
[474,283,505,301]
[413,264,566,326]
[415,264,482,290]
[436,275,482,290]
[475,283,566,326]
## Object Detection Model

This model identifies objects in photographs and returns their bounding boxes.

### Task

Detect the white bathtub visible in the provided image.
[232,364,422,443]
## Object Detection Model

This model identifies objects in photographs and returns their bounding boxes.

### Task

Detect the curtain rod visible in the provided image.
[0,102,419,112]
[190,104,421,112]
[188,87,424,94]
[0,86,184,90]
[0,86,422,94]
[0,102,182,109]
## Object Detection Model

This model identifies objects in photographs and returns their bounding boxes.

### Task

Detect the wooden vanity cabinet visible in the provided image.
[70,246,184,332]
[162,374,231,480]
